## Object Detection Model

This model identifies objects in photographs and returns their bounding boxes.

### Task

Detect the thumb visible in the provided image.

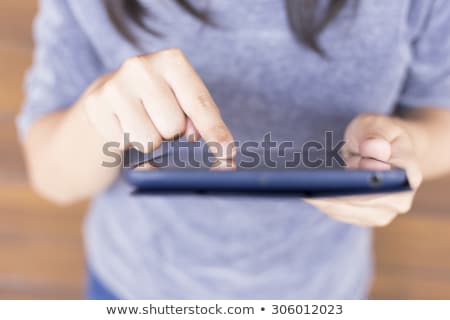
[345,114,403,161]
[359,138,392,162]
[345,114,422,188]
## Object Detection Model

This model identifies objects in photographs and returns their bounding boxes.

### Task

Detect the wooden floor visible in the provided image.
[1,0,450,299]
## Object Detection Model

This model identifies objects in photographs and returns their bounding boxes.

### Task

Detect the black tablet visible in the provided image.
[122,142,410,197]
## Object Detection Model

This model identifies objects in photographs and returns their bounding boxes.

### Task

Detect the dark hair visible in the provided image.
[106,0,351,55]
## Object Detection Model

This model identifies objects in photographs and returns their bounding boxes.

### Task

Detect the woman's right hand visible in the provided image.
[82,48,235,164]
[24,48,235,204]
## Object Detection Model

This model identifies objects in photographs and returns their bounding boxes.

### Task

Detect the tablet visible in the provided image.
[122,143,410,197]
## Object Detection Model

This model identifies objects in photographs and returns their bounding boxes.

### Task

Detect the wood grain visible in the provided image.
[0,0,37,49]
[0,183,86,299]
[371,212,450,299]
[0,117,27,182]
[0,47,32,114]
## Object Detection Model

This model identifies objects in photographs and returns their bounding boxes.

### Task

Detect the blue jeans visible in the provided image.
[86,268,120,300]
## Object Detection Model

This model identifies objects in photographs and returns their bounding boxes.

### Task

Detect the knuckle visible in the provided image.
[152,48,186,64]
[120,56,148,79]
[160,117,186,140]
[83,89,102,114]
[196,92,216,110]
[99,80,120,99]
[356,113,384,126]
[161,47,184,58]
[352,113,403,137]
[121,56,143,70]
[100,82,131,111]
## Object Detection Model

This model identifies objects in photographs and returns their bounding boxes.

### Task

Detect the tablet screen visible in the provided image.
[124,139,392,172]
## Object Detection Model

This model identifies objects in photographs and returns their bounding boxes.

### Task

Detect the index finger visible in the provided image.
[151,49,235,160]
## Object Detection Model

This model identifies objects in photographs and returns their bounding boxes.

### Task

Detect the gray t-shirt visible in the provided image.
[17,0,450,299]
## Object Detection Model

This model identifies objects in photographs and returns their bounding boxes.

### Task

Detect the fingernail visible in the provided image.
[220,141,237,159]
[207,141,236,160]
[211,158,236,170]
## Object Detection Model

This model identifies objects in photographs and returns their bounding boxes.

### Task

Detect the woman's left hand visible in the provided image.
[305,113,423,227]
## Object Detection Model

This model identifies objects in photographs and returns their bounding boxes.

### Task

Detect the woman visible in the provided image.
[18,0,450,299]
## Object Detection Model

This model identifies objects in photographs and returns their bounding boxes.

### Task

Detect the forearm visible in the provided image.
[395,107,450,180]
[23,99,120,205]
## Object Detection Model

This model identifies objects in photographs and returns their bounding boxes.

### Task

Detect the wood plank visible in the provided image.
[0,288,82,300]
[0,182,86,299]
[0,240,84,293]
[413,176,450,213]
[0,46,32,114]
[0,0,84,298]
[0,184,87,238]
[0,272,83,300]
[371,212,450,299]
[371,270,450,299]
[374,212,450,271]
[0,0,37,48]
[0,117,27,182]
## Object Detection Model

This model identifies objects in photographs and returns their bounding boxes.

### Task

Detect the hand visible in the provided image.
[305,113,423,227]
[83,48,235,164]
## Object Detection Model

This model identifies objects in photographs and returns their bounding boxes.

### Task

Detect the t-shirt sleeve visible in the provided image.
[16,0,104,140]
[398,0,450,109]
